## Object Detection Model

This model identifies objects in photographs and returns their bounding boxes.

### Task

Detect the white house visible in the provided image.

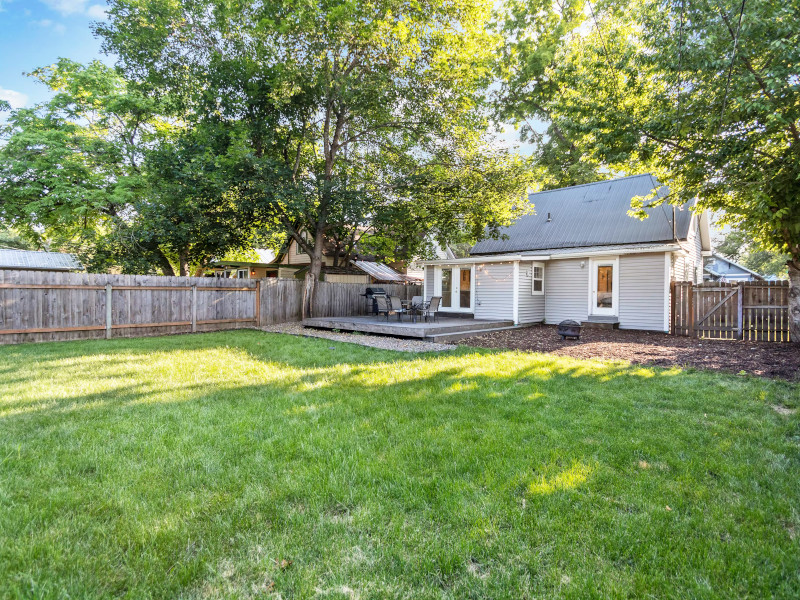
[420,174,712,332]
[704,254,764,282]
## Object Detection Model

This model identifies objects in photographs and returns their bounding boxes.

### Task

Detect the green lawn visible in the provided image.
[1,331,798,599]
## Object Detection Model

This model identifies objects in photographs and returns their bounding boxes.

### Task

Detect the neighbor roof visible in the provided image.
[705,253,764,280]
[470,174,694,255]
[0,248,83,271]
[352,260,422,282]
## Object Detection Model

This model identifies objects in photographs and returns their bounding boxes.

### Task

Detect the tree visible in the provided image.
[98,0,532,317]
[0,60,262,275]
[716,230,790,279]
[499,0,800,340]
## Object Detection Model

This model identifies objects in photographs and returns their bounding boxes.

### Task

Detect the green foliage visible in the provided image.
[98,0,532,303]
[499,0,800,265]
[0,331,798,596]
[0,60,269,275]
[0,227,37,250]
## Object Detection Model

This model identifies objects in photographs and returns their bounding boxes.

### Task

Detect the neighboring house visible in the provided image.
[704,254,764,282]
[208,239,422,284]
[420,174,712,332]
[0,248,83,272]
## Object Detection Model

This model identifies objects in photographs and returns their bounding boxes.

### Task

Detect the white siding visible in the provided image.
[424,266,435,299]
[544,259,589,324]
[618,253,668,331]
[672,216,703,283]
[474,262,514,320]
[517,261,545,324]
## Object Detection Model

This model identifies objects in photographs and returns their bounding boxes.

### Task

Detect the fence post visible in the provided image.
[255,279,261,326]
[191,285,197,333]
[688,282,695,338]
[105,283,113,339]
[737,282,744,340]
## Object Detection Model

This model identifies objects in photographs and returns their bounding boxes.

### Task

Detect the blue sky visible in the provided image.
[0,0,109,111]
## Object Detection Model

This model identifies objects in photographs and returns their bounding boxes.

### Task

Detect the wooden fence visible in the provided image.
[0,270,420,345]
[671,280,791,342]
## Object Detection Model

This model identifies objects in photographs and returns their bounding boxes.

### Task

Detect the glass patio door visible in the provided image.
[441,268,453,308]
[459,268,471,309]
[439,267,471,310]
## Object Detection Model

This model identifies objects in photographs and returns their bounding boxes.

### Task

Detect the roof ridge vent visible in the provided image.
[546,212,552,222]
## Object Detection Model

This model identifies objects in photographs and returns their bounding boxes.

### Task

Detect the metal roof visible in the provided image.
[471,174,695,255]
[0,249,83,271]
[352,261,422,282]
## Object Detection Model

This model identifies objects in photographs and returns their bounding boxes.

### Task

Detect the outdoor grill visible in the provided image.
[361,287,387,314]
[557,319,582,340]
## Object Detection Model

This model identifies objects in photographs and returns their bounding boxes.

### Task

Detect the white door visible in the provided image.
[438,267,472,310]
[591,261,616,316]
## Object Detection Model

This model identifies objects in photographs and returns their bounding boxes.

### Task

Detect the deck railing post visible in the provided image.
[105,283,113,339]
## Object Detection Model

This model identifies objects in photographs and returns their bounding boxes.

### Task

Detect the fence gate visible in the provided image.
[671,280,790,342]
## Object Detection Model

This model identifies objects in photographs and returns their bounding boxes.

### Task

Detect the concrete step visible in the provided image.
[425,325,520,343]
[581,319,619,330]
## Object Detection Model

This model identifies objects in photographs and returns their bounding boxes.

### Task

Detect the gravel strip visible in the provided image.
[260,322,456,353]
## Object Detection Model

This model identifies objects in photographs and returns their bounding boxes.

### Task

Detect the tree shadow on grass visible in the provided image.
[1,330,798,598]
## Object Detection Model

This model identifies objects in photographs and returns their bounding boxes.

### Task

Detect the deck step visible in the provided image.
[424,325,521,343]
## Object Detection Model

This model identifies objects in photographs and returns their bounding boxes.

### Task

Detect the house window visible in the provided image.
[296,233,309,255]
[237,269,249,279]
[532,264,544,295]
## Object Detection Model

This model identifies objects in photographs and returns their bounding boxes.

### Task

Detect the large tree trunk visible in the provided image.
[178,250,189,277]
[789,260,800,343]
[156,249,176,276]
[302,254,323,319]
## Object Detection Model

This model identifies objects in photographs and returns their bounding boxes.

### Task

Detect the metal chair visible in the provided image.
[422,296,441,323]
[389,296,409,322]
[375,296,392,321]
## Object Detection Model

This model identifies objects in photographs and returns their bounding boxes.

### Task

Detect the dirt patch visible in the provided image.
[459,325,800,381]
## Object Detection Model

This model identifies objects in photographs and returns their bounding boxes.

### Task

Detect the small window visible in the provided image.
[237,269,249,279]
[532,264,544,295]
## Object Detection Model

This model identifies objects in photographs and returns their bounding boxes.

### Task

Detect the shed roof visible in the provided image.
[470,174,694,255]
[352,261,422,282]
[0,249,83,271]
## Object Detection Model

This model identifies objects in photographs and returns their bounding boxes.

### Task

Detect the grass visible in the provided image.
[0,330,798,599]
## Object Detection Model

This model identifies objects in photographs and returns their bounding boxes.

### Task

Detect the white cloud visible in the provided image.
[0,87,29,110]
[86,4,106,19]
[40,0,88,16]
[32,18,67,34]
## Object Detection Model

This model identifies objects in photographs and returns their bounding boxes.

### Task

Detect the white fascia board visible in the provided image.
[547,244,681,260]
[418,255,524,266]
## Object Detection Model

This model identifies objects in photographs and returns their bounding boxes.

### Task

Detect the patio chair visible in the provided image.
[375,296,392,321]
[389,296,409,322]
[422,296,441,323]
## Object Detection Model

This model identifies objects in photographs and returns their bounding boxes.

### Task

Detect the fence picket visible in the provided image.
[672,280,790,343]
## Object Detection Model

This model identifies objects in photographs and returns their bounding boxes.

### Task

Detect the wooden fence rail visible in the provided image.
[0,270,421,345]
[671,280,790,342]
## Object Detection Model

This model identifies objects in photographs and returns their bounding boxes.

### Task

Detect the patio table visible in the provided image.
[403,300,428,323]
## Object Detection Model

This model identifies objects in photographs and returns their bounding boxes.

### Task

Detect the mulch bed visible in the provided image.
[459,325,800,381]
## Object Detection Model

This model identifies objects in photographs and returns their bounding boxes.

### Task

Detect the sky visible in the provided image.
[0,0,109,113]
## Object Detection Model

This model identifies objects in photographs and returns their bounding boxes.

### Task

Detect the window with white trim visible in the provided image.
[532,264,544,295]
[237,268,249,279]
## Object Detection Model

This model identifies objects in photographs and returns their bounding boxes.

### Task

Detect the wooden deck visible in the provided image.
[301,315,516,342]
